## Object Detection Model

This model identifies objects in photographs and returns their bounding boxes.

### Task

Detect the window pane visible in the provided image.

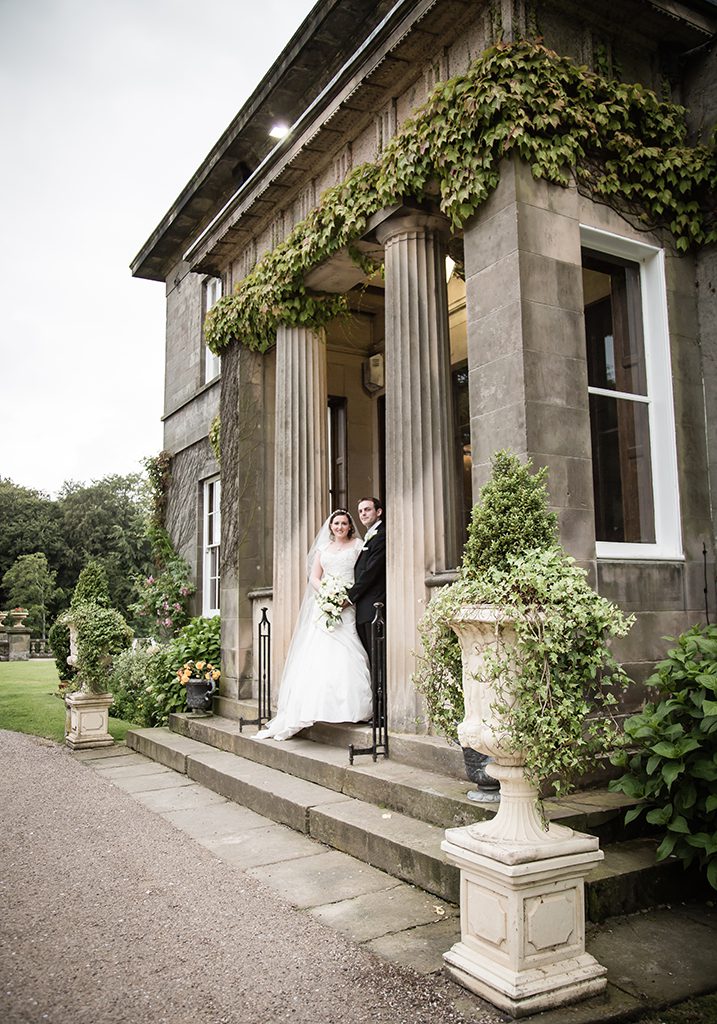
[583,254,646,396]
[589,393,655,543]
[452,364,472,539]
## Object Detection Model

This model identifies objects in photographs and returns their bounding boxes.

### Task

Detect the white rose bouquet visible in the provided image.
[315,576,348,631]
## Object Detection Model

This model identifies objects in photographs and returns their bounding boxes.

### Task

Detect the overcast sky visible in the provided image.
[0,0,315,497]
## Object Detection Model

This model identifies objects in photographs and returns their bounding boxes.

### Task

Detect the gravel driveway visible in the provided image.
[0,731,502,1024]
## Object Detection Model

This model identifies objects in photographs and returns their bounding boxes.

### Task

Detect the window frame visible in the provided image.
[202,475,221,617]
[580,225,682,561]
[203,276,222,384]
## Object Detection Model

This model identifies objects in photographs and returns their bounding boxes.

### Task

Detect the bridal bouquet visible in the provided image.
[316,576,348,631]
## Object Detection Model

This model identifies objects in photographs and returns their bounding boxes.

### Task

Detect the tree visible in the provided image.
[2,552,60,640]
[58,474,152,618]
[0,479,67,606]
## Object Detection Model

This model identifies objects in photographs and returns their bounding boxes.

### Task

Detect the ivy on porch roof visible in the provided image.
[204,39,717,356]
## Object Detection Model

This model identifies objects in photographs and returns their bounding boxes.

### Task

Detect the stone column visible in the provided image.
[463,158,594,562]
[271,324,328,682]
[219,342,273,708]
[377,211,459,732]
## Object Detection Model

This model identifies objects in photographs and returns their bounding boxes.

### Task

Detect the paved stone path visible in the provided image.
[3,731,717,1024]
[0,731,498,1024]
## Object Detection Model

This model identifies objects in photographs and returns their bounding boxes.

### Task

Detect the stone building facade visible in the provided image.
[132,0,717,735]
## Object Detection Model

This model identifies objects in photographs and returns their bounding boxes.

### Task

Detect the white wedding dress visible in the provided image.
[255,539,373,741]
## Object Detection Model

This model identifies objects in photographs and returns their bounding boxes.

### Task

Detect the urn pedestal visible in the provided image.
[65,691,114,749]
[443,605,607,1017]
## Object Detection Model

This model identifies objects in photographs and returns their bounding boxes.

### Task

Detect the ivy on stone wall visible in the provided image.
[209,415,221,465]
[205,39,716,355]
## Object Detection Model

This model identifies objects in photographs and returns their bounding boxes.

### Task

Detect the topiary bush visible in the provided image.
[461,450,557,578]
[48,619,77,684]
[59,602,133,694]
[610,623,717,890]
[71,560,110,608]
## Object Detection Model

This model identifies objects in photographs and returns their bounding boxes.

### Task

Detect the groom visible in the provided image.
[347,497,386,661]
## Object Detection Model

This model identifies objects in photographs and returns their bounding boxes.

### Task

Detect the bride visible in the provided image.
[255,509,373,741]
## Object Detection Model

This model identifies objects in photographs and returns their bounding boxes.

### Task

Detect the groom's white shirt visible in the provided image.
[362,519,382,548]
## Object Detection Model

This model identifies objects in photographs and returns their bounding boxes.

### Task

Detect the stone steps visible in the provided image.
[126,721,697,921]
[165,711,640,839]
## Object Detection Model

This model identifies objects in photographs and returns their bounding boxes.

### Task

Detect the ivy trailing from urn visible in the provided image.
[205,39,716,355]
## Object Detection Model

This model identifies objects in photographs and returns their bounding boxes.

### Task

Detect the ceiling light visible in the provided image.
[269,123,289,140]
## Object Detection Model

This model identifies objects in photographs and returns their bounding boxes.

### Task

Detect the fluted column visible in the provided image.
[377,211,459,732]
[272,325,328,682]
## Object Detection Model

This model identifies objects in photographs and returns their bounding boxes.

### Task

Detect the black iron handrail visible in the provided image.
[349,602,388,763]
[240,606,272,731]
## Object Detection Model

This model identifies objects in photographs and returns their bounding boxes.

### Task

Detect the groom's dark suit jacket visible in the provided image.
[347,522,386,626]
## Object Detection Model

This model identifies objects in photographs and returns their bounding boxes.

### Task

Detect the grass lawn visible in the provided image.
[0,660,134,743]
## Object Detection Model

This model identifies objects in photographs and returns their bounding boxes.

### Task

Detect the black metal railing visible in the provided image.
[240,606,272,731]
[349,602,388,764]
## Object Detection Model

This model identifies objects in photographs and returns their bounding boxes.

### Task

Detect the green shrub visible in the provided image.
[129,526,194,639]
[48,620,76,683]
[142,616,221,725]
[610,623,717,890]
[108,643,159,724]
[71,560,110,608]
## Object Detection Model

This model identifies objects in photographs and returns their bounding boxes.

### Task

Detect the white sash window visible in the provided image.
[203,476,221,616]
[581,226,681,560]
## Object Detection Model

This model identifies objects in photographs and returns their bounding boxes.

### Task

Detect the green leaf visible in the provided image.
[667,814,690,834]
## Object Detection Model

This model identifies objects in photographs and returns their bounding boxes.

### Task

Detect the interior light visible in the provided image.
[269,123,290,140]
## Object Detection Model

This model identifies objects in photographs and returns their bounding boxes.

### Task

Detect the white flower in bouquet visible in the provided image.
[316,576,348,631]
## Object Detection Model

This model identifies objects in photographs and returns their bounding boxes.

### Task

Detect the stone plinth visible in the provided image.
[442,825,606,1017]
[7,627,30,661]
[377,210,459,732]
[65,691,114,749]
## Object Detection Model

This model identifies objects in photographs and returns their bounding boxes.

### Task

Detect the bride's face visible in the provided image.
[329,514,351,540]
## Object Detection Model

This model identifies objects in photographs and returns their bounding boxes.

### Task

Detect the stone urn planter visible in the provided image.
[441,604,607,1017]
[185,676,218,713]
[178,660,219,714]
[8,608,29,628]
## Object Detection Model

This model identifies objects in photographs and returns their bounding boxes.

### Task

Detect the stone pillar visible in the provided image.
[7,625,30,661]
[219,342,273,708]
[271,324,328,682]
[464,158,594,562]
[377,211,459,732]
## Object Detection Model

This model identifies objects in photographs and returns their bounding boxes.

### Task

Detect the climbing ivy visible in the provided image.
[205,39,716,355]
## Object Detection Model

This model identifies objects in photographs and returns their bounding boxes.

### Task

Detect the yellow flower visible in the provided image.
[196,661,205,671]
[211,670,220,681]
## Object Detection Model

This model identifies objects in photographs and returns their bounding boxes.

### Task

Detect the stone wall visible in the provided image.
[164,438,219,618]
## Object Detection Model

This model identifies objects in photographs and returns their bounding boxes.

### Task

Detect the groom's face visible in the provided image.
[358,500,380,529]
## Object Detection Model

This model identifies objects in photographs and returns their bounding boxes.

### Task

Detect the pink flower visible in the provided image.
[180,587,189,597]
[163,617,172,627]
[147,576,155,585]
[173,602,181,611]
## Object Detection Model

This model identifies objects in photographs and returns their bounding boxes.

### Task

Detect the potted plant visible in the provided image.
[415,450,633,835]
[177,659,220,714]
[59,564,133,748]
[417,452,634,1013]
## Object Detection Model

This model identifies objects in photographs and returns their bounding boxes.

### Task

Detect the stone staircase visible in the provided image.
[126,707,704,922]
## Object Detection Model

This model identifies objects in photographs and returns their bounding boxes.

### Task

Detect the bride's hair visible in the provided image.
[329,508,356,538]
